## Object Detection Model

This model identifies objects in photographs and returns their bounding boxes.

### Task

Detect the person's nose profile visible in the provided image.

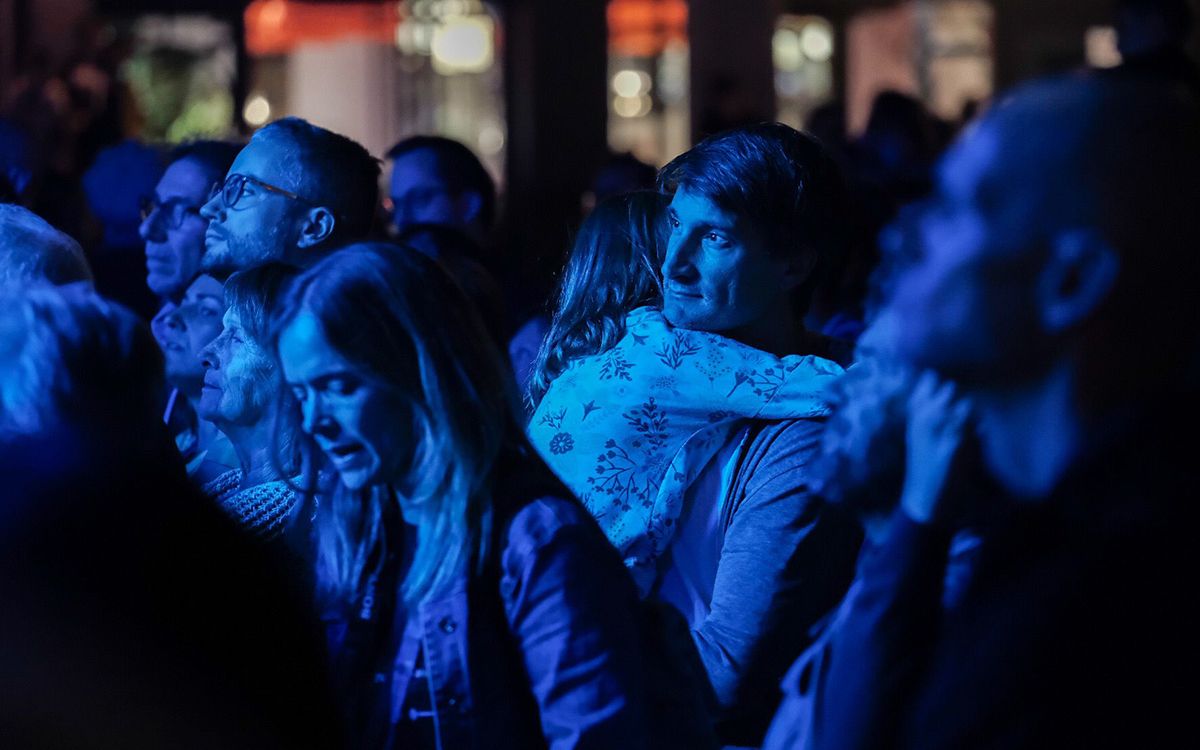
[199,189,224,222]
[662,237,697,282]
[302,393,335,437]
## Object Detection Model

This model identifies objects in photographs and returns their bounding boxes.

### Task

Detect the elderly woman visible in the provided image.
[271,243,706,750]
[197,263,301,540]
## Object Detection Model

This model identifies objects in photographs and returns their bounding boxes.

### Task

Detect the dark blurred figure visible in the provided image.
[387,135,495,253]
[851,91,939,203]
[80,140,163,319]
[0,285,340,749]
[805,100,850,165]
[0,204,93,288]
[583,151,658,213]
[200,117,379,274]
[0,118,35,204]
[771,76,1200,750]
[395,222,510,351]
[140,141,240,303]
[387,134,556,384]
[197,263,304,540]
[1110,0,1200,94]
[153,272,238,482]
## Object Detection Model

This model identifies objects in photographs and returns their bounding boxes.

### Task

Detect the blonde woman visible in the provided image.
[272,243,702,750]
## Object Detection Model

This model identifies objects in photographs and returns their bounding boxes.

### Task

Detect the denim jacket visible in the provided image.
[324,460,664,750]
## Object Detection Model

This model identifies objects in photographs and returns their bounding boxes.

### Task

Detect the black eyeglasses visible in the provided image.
[139,196,203,229]
[208,173,313,210]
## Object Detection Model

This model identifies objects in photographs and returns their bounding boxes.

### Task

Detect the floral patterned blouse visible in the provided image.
[529,307,845,594]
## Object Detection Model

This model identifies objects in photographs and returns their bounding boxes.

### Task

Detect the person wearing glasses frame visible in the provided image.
[139,141,240,303]
[200,117,380,274]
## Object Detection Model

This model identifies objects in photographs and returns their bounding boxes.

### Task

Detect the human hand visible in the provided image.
[899,371,975,526]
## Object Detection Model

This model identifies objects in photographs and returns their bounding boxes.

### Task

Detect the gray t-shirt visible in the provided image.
[652,418,862,747]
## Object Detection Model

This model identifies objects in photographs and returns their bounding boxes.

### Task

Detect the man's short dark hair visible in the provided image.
[387,135,496,229]
[254,117,381,242]
[657,122,846,314]
[167,140,242,187]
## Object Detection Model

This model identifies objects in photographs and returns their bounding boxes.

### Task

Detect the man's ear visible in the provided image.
[1037,228,1120,334]
[455,190,484,225]
[779,250,818,292]
[296,207,337,249]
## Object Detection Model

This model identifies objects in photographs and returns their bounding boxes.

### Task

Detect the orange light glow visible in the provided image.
[245,0,401,56]
[608,0,688,58]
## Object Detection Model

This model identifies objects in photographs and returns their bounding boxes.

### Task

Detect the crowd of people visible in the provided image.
[2,1,1198,748]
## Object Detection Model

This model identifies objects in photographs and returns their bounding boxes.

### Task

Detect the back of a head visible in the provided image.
[0,285,164,442]
[590,152,659,203]
[253,117,381,242]
[0,424,339,749]
[0,204,92,287]
[657,122,846,313]
[388,135,496,229]
[527,190,668,408]
[393,224,509,344]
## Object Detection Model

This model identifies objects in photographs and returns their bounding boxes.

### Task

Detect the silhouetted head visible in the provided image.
[272,243,520,605]
[587,152,658,207]
[1116,0,1194,57]
[0,204,92,287]
[0,286,164,442]
[155,273,224,398]
[387,135,495,241]
[657,122,845,345]
[882,75,1200,407]
[140,141,239,300]
[200,117,380,273]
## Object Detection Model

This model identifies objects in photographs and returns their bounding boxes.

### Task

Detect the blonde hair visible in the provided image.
[271,243,523,607]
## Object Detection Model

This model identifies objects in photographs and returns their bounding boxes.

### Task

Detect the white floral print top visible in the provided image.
[529,307,844,594]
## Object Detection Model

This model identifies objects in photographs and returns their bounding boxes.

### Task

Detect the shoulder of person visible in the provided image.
[726,418,829,514]
[742,418,827,469]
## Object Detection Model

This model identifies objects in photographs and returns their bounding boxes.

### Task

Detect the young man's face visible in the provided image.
[661,187,791,338]
[199,138,305,273]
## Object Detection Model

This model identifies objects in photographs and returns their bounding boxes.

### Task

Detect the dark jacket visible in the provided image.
[794,408,1199,749]
[324,454,706,750]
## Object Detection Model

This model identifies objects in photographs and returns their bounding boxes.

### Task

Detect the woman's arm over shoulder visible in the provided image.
[499,495,653,750]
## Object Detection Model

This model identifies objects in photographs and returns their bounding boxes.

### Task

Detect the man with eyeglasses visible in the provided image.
[201,117,380,274]
[140,141,241,303]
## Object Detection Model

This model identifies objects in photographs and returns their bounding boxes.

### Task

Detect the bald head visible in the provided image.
[0,205,93,288]
[883,75,1200,396]
[975,76,1200,250]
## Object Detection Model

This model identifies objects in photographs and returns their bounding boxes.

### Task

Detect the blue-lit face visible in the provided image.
[198,307,275,428]
[157,275,225,393]
[277,312,412,491]
[661,188,788,337]
[200,138,303,273]
[389,149,473,234]
[882,122,1039,382]
[140,158,211,299]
